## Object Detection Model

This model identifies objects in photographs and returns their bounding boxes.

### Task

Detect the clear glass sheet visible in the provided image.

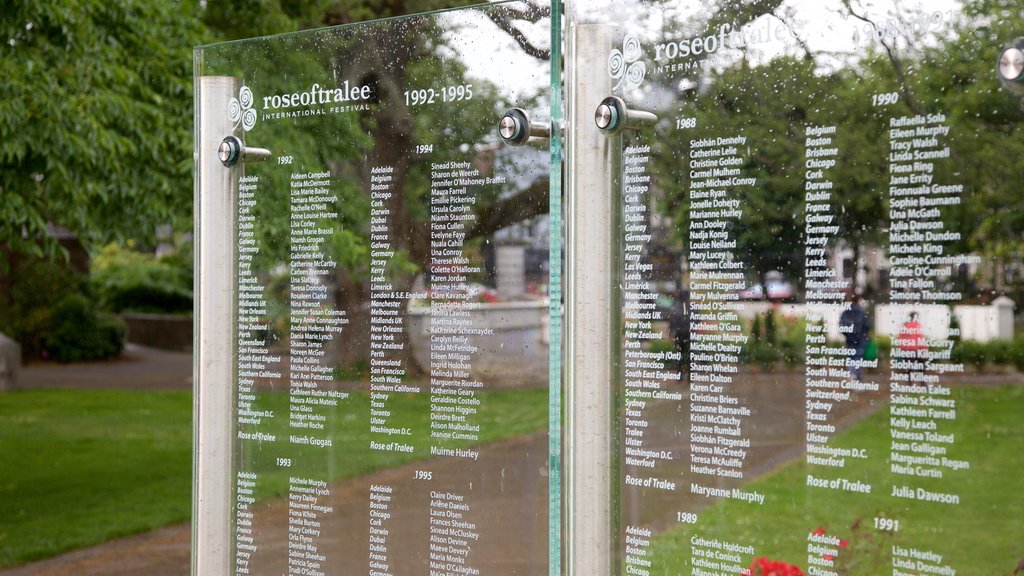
[194,3,553,574]
[569,1,1024,574]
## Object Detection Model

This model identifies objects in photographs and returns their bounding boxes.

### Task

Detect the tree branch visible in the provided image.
[466,179,549,240]
[841,0,922,114]
[487,6,550,61]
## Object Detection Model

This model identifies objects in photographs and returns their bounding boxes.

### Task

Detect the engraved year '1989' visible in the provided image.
[404,84,474,106]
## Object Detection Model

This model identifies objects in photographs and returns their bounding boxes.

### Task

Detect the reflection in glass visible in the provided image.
[571,0,1024,574]
[196,3,552,574]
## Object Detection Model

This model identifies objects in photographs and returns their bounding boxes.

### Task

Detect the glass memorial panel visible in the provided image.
[570,1,1024,575]
[195,3,554,575]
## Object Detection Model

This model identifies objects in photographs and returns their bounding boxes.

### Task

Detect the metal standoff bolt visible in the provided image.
[594,96,657,136]
[997,38,1024,96]
[217,135,272,168]
[498,108,551,146]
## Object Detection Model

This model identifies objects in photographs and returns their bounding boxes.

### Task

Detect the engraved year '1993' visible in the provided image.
[404,84,474,106]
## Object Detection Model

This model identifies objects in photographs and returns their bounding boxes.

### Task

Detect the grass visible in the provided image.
[0,389,193,567]
[0,386,549,568]
[647,384,1024,575]
[236,388,550,499]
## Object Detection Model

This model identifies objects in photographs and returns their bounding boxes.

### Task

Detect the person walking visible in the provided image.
[839,294,870,381]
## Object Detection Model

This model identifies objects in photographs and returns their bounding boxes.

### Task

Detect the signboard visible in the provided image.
[195,3,555,574]
[197,1,1024,574]
[569,1,1024,574]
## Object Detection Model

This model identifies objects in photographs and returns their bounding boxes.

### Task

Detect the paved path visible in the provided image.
[17,344,192,391]
[2,349,910,576]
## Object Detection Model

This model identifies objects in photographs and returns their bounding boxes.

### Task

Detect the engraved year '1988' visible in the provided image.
[676,117,697,129]
[404,84,474,106]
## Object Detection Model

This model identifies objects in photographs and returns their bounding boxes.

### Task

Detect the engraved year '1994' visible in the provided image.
[404,84,474,106]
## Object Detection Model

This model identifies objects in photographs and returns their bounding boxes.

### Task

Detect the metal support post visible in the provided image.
[193,75,239,576]
[565,22,618,576]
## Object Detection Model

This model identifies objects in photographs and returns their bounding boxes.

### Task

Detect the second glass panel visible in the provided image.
[573,1,1024,574]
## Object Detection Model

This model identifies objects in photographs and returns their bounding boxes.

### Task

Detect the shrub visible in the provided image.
[45,294,126,362]
[874,335,891,361]
[647,339,675,354]
[742,340,781,369]
[764,309,778,344]
[778,316,806,368]
[0,258,87,358]
[989,340,1013,367]
[90,243,193,314]
[956,340,987,372]
[1012,339,1024,371]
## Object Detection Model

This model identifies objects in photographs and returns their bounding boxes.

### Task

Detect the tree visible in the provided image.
[199,1,551,365]
[0,1,207,262]
[649,0,1024,300]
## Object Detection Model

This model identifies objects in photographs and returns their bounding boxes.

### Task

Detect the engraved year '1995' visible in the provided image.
[404,84,474,106]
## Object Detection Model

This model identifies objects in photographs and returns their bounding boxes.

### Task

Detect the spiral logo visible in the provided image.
[228,85,257,132]
[609,34,646,91]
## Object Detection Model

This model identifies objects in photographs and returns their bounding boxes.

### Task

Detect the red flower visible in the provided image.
[750,557,806,576]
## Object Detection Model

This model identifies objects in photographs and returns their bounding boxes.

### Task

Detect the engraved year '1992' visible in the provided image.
[404,84,474,106]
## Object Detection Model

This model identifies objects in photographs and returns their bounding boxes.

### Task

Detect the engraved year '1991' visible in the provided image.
[404,84,474,106]
[873,517,899,532]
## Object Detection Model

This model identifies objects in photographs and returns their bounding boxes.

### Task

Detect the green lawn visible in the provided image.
[647,384,1024,575]
[0,389,193,567]
[0,387,549,568]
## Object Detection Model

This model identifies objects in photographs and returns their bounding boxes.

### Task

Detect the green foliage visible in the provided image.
[989,339,1013,367]
[90,243,193,314]
[652,2,1024,298]
[0,256,124,361]
[1,1,208,260]
[874,335,891,362]
[0,258,85,357]
[45,294,125,362]
[742,313,805,369]
[1013,339,1024,371]
[948,338,1024,372]
[648,339,675,354]
[778,317,806,368]
[648,385,1024,575]
[743,340,781,369]
[332,359,370,381]
[763,309,777,345]
[955,340,988,372]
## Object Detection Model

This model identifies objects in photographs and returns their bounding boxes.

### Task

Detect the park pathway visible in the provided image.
[2,347,903,575]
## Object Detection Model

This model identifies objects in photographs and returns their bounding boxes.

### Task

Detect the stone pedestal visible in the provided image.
[0,332,21,391]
